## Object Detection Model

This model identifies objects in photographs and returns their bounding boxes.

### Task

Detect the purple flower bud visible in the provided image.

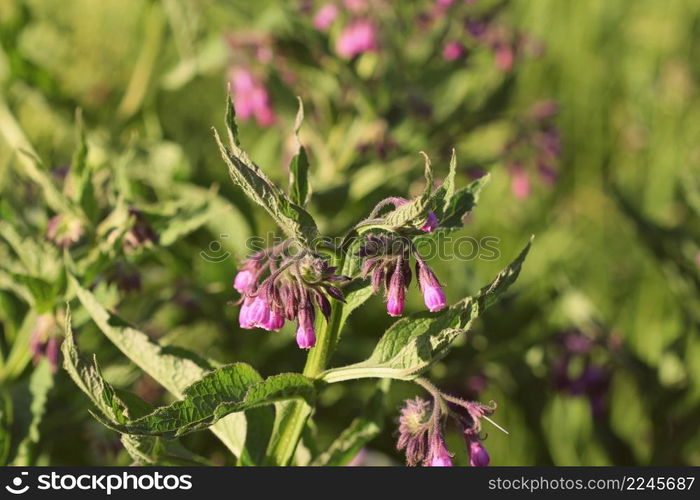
[296,304,316,349]
[467,435,490,467]
[420,211,439,233]
[417,260,446,312]
[233,270,255,293]
[386,263,405,317]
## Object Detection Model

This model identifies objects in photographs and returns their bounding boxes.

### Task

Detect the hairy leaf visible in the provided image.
[11,359,54,465]
[214,96,317,243]
[96,365,316,438]
[62,309,210,466]
[69,275,248,456]
[289,99,311,207]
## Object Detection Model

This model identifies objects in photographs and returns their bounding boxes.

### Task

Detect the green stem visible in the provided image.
[265,258,346,466]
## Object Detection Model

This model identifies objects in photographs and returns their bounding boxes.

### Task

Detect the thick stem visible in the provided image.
[265,258,345,465]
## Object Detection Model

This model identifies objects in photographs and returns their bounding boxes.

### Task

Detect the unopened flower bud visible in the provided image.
[467,433,490,467]
[417,260,446,312]
[386,263,405,317]
[296,303,316,349]
[420,211,439,233]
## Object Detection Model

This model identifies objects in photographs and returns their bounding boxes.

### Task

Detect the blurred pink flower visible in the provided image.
[442,41,465,61]
[336,20,377,58]
[510,164,531,200]
[494,44,514,72]
[229,67,276,127]
[313,3,338,31]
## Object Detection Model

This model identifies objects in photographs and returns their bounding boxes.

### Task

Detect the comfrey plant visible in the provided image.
[62,96,531,466]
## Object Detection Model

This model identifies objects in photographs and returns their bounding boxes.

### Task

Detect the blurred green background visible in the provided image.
[0,0,699,466]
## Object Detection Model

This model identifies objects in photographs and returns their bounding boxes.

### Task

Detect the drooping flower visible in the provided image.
[313,3,338,31]
[416,258,447,312]
[466,431,490,467]
[295,301,316,349]
[358,204,447,316]
[234,247,347,349]
[336,20,377,58]
[386,261,406,317]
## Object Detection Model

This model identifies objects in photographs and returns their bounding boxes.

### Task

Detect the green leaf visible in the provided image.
[65,110,97,220]
[62,307,131,424]
[11,359,54,465]
[61,309,211,466]
[311,379,390,466]
[96,366,316,438]
[214,96,318,243]
[435,174,490,231]
[320,239,532,383]
[369,150,461,232]
[289,99,311,207]
[68,274,248,457]
[0,311,36,383]
[0,98,83,221]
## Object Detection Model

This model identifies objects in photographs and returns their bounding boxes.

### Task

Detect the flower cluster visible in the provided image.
[503,100,561,200]
[358,231,446,317]
[397,395,494,467]
[234,245,348,349]
[425,1,543,69]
